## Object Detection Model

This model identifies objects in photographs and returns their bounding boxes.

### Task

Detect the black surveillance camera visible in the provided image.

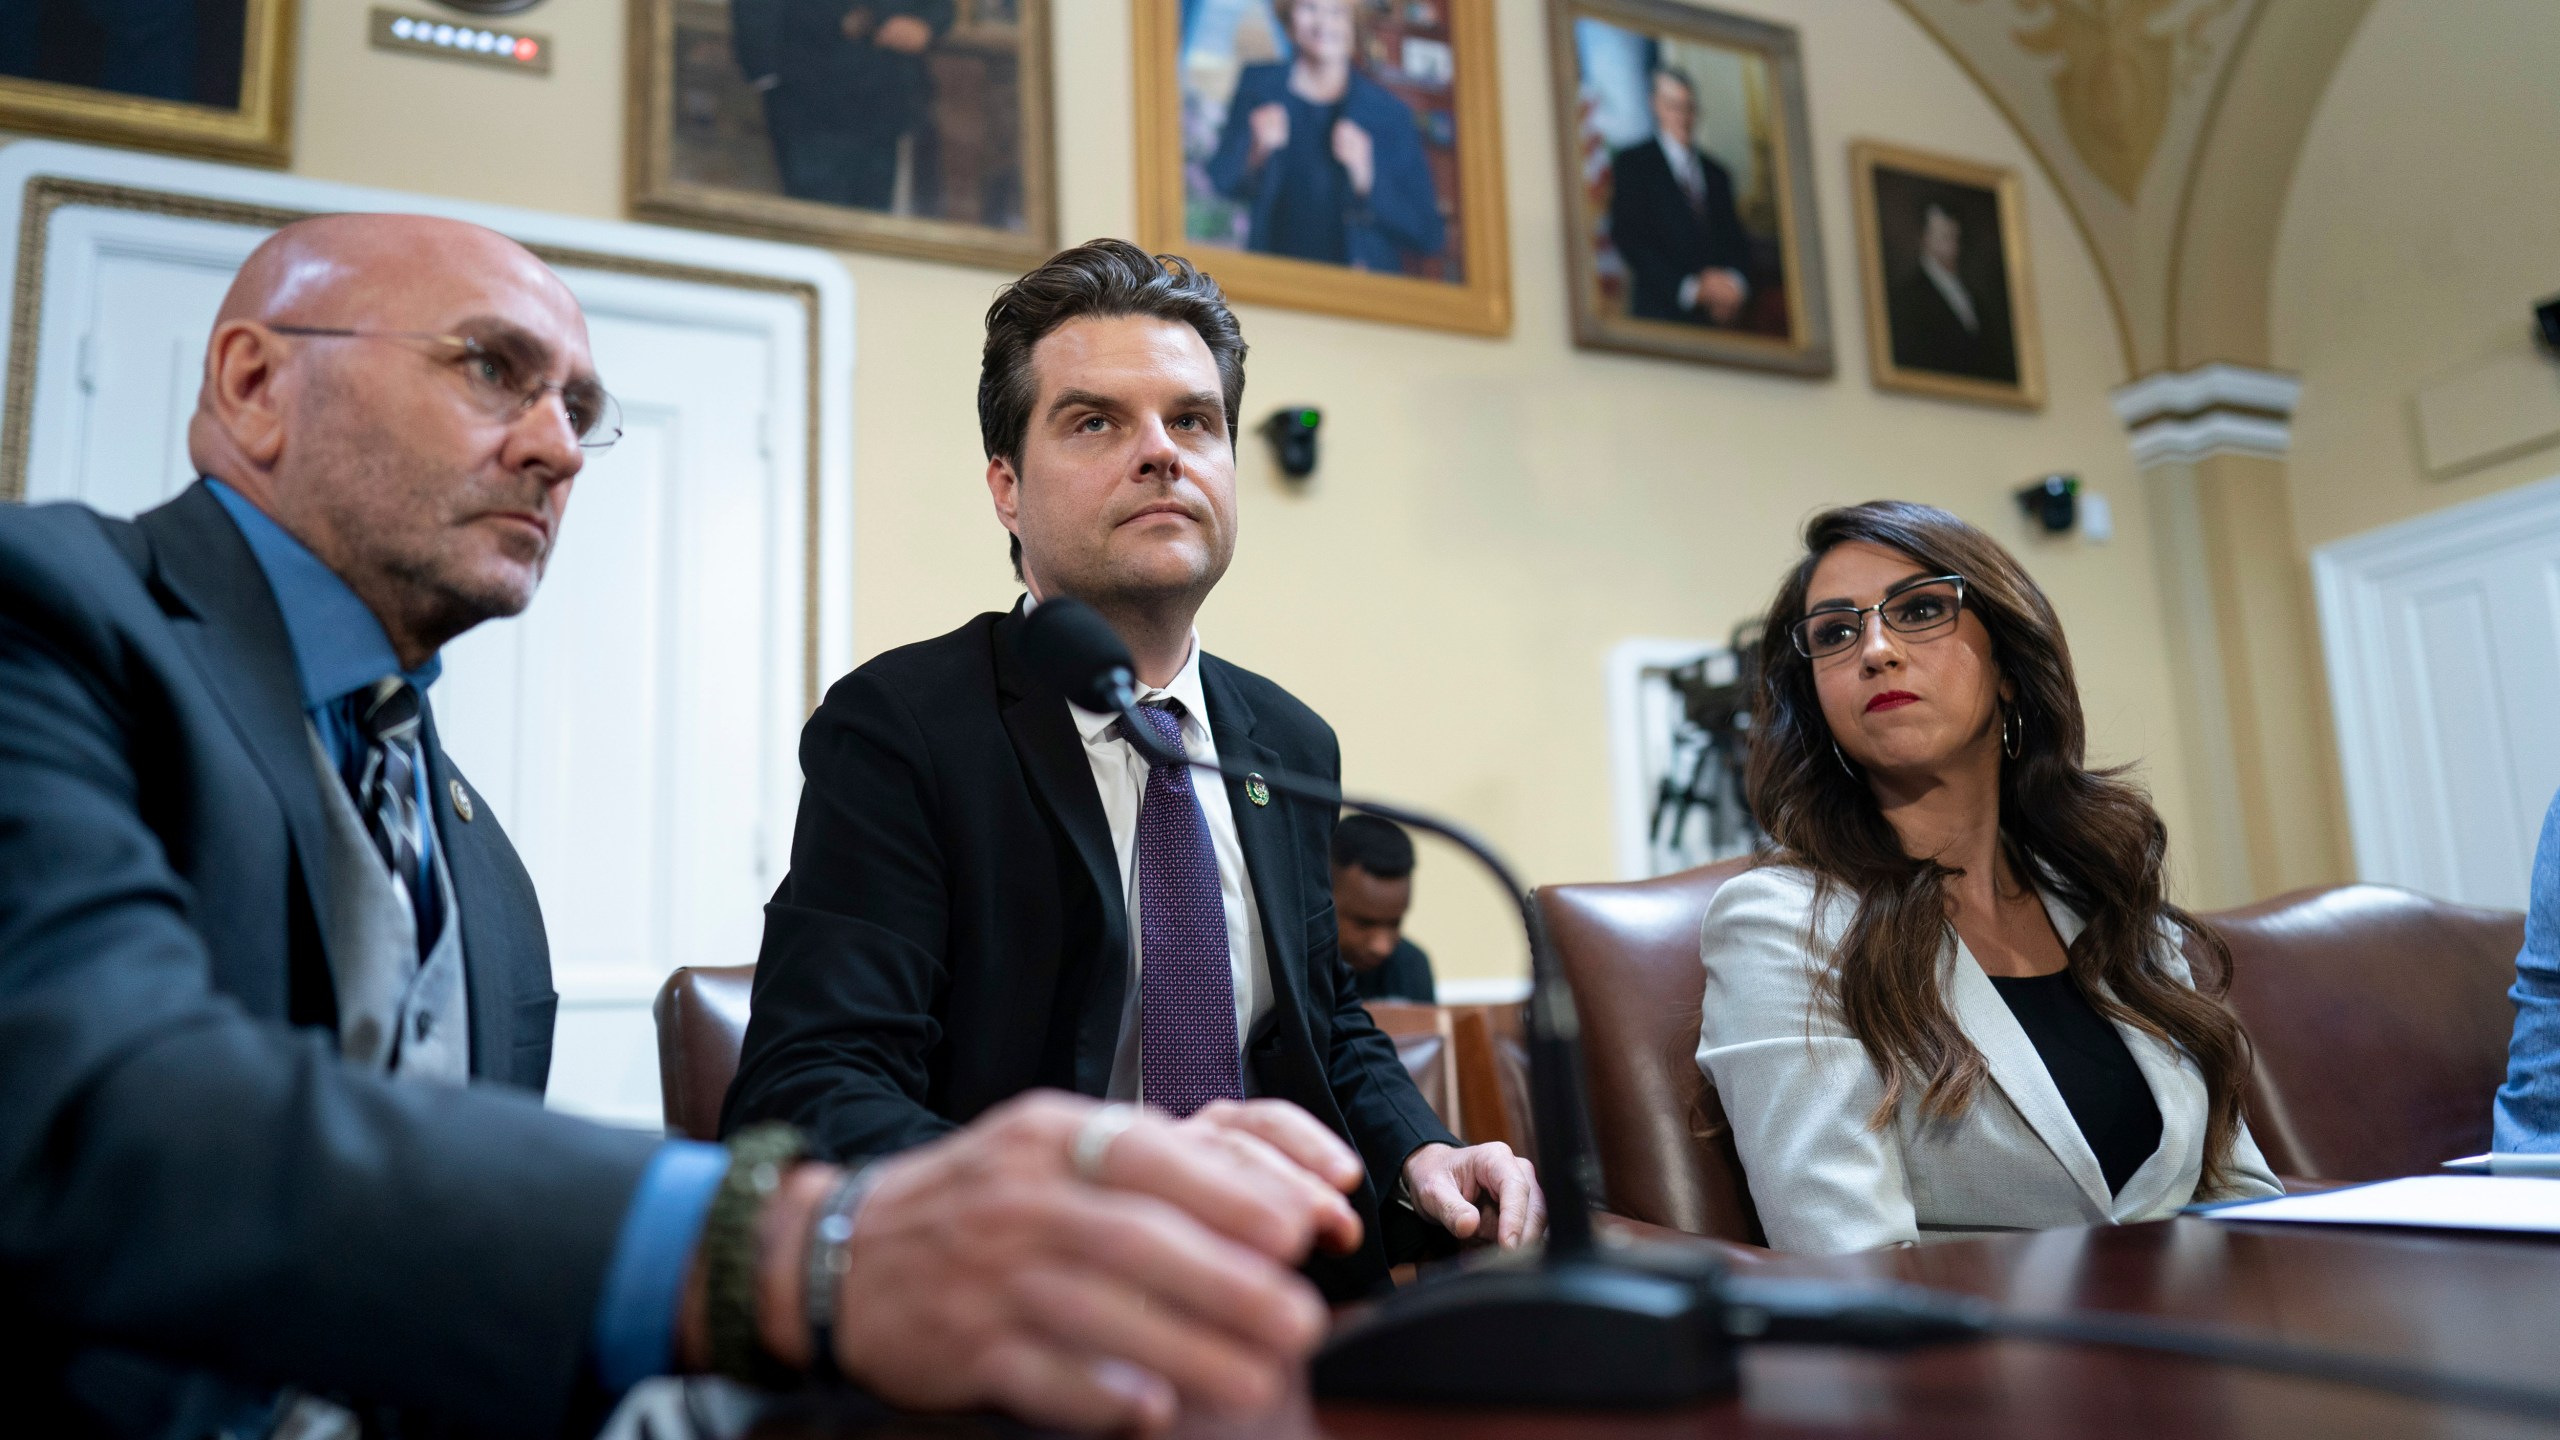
[2536,294,2560,357]
[1260,406,1321,481]
[2016,474,2078,534]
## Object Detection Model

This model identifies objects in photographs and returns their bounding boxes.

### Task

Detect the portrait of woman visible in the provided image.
[1202,0,1444,273]
[1699,502,2282,1253]
[1136,0,1509,335]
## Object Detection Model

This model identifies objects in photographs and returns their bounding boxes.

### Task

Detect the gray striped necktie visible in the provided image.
[350,676,440,956]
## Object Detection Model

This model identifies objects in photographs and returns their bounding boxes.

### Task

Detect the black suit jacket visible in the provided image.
[0,482,660,1439]
[1609,139,1752,324]
[724,607,1460,1298]
[1887,265,2019,383]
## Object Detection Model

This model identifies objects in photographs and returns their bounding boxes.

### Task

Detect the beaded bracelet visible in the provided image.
[703,1121,807,1387]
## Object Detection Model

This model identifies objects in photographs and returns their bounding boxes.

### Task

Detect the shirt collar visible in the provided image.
[1019,591,1209,747]
[206,478,442,711]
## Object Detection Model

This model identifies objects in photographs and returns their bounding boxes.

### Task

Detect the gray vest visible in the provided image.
[303,726,470,1082]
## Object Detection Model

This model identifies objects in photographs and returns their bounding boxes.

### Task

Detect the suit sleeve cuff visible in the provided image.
[590,1140,730,1395]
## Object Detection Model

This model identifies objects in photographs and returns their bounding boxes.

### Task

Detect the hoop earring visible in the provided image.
[2001,708,2024,759]
[1831,740,1861,779]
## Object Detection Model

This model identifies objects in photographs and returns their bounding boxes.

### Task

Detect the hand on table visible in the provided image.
[776,1093,1338,1433]
[1173,1098,1366,1255]
[1403,1141,1545,1248]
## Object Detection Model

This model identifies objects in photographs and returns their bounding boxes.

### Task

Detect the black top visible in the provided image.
[1987,970,2164,1195]
[1350,937,1437,1004]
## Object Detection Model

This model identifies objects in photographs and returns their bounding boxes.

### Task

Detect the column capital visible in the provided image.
[2110,363,2302,466]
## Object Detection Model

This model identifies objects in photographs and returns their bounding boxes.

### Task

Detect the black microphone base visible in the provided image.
[1310,1252,1739,1409]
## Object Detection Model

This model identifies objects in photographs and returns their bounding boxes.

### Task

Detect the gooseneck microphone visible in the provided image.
[1016,598,2560,1422]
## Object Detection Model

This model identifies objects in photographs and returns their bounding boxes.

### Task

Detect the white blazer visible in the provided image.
[1694,865,2282,1253]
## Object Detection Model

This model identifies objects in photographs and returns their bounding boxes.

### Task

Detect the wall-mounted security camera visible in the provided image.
[2017,474,2078,534]
[1260,406,1321,481]
[2535,294,2560,357]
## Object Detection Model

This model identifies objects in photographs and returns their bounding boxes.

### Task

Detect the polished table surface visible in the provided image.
[756,1216,2560,1439]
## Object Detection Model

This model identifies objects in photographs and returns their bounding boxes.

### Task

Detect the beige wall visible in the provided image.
[2273,0,2560,554]
[22,0,2212,979]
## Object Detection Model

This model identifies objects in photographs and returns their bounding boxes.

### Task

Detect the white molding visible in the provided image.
[1435,976,1531,1005]
[0,139,858,687]
[2312,469,2560,897]
[2109,362,2302,426]
[2124,412,2294,466]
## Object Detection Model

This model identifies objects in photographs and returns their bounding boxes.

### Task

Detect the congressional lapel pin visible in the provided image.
[1245,773,1271,808]
[449,778,475,822]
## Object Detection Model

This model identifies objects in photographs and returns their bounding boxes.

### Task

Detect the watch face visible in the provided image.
[433,0,545,14]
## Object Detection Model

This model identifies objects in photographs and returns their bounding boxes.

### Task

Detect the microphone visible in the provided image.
[1015,598,2560,1424]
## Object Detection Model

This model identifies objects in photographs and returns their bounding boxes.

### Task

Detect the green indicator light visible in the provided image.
[1300,409,1319,427]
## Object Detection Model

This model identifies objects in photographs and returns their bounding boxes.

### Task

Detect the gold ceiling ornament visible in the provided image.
[1974,0,2236,205]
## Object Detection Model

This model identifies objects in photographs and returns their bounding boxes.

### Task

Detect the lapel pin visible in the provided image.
[1245,774,1271,808]
[449,778,475,822]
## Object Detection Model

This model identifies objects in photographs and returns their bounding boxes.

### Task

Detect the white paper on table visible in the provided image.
[2200,1176,2560,1234]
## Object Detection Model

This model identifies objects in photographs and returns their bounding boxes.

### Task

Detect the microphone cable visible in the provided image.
[1718,1275,2560,1424]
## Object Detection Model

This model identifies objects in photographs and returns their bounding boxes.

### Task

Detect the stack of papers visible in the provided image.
[2200,1176,2560,1234]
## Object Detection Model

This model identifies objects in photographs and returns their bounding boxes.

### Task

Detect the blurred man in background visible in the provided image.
[1331,814,1436,1004]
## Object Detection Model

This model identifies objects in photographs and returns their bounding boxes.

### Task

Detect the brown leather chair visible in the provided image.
[2211,884,2523,1182]
[1364,999,1461,1135]
[653,963,757,1141]
[1447,1001,1536,1163]
[1533,857,1762,1244]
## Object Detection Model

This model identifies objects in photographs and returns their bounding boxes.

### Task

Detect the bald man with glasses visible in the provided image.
[0,214,1346,1439]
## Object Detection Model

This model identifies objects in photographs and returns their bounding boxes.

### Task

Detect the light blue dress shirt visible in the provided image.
[2494,787,2560,1151]
[206,480,729,1393]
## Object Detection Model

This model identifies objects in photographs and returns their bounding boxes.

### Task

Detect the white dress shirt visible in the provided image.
[1919,252,1981,333]
[1066,630,1274,1104]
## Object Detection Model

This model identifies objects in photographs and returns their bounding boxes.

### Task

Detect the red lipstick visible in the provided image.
[1865,690,1919,714]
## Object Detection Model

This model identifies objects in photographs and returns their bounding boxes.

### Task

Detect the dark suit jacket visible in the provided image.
[1887,264,2019,383]
[723,607,1460,1299]
[0,482,660,1440]
[1206,63,1446,272]
[1609,139,1752,324]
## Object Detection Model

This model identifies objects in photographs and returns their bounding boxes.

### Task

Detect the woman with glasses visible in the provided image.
[1697,501,2280,1252]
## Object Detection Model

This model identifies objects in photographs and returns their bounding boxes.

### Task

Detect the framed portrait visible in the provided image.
[1133,0,1510,336]
[1545,0,1829,375]
[0,0,295,167]
[1850,140,2044,409]
[627,0,1057,271]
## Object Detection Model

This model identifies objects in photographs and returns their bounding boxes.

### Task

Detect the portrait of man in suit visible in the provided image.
[1607,66,1751,327]
[1551,1,1830,374]
[1853,143,2041,406]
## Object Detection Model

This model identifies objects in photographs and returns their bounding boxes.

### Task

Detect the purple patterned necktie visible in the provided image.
[1123,701,1243,1117]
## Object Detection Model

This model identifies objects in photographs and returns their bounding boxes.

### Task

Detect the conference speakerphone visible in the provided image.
[368,8,553,76]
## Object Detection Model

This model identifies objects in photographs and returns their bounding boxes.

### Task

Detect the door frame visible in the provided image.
[2312,469,2560,894]
[0,138,856,706]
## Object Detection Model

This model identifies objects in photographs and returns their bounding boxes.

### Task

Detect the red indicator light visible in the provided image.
[515,37,538,61]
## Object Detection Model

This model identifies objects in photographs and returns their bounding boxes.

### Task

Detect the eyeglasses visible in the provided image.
[269,325,624,450]
[1789,575,1967,659]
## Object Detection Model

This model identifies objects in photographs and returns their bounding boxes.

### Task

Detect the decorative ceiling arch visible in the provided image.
[1887,0,2371,377]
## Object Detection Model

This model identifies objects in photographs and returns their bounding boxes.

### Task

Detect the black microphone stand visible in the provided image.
[1098,683,1743,1406]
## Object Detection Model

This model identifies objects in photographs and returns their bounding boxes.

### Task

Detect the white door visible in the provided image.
[0,142,855,1128]
[2313,472,2560,910]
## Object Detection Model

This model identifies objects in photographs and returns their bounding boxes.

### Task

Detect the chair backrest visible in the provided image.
[1534,857,1761,1244]
[653,963,758,1141]
[2208,884,2523,1181]
[1447,1001,1536,1164]
[1364,999,1461,1135]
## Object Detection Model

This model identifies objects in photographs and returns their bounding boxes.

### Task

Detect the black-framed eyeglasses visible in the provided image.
[269,325,623,450]
[1790,574,1967,659]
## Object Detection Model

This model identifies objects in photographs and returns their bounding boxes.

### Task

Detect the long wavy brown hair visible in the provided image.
[1745,501,2250,1193]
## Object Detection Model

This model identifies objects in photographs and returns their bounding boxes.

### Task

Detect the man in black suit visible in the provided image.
[1886,200,2019,383]
[1332,815,1437,1005]
[732,0,954,212]
[1609,67,1753,327]
[724,240,1545,1300]
[1,215,1345,1438]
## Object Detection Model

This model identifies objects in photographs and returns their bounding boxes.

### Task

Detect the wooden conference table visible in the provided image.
[756,1215,2560,1439]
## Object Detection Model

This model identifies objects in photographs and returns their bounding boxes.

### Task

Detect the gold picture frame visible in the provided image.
[0,0,296,167]
[1546,0,1831,375]
[1850,140,2045,410]
[626,0,1058,272]
[1133,0,1511,336]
